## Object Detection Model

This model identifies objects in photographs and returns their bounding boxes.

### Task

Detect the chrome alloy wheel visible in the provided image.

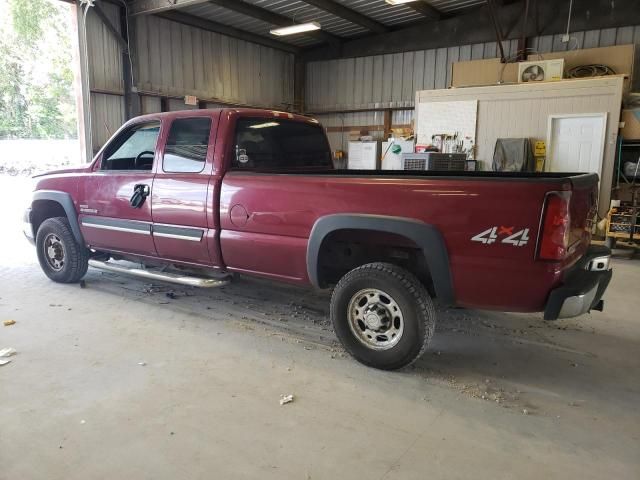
[347,288,404,350]
[44,233,65,271]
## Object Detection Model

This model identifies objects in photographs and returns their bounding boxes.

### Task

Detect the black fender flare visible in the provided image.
[306,214,455,305]
[31,190,84,245]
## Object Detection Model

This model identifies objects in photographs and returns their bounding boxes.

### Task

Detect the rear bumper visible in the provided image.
[544,245,612,320]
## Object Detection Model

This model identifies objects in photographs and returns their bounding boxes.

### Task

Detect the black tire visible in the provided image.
[36,217,89,283]
[330,262,436,370]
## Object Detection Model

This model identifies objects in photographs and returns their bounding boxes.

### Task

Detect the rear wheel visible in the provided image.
[330,262,436,370]
[36,217,89,283]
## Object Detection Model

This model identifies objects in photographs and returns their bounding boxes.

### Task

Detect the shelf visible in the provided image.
[607,232,638,239]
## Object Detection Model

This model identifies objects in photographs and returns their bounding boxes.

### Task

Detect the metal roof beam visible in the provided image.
[406,1,442,20]
[156,10,301,54]
[302,0,640,61]
[207,0,342,47]
[129,0,211,16]
[298,0,388,34]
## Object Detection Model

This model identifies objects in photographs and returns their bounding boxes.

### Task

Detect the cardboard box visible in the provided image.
[451,44,634,89]
[451,58,519,87]
[536,44,634,91]
[621,109,640,140]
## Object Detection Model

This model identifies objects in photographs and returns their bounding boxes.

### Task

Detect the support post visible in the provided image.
[486,0,506,62]
[383,109,392,140]
[120,7,141,120]
[71,3,92,163]
[517,0,531,61]
[294,57,306,114]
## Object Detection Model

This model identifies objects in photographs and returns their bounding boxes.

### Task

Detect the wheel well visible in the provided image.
[31,200,67,235]
[316,229,435,296]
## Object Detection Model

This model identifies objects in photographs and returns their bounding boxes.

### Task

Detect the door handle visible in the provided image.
[130,184,150,208]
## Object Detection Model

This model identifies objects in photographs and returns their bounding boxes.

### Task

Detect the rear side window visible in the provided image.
[102,122,160,171]
[232,118,331,170]
[163,117,212,173]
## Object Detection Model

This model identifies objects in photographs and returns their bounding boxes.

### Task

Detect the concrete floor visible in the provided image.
[1,175,639,479]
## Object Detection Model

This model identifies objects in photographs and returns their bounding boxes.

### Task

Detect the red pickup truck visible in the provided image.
[24,108,612,370]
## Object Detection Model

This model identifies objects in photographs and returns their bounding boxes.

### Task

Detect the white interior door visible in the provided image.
[547,114,607,175]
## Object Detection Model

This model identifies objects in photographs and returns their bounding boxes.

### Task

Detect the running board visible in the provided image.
[88,259,231,288]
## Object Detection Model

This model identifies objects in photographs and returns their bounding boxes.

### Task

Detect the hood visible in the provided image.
[32,164,93,178]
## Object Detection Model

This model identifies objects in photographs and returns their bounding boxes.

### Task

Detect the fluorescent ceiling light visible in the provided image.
[270,22,321,36]
[385,0,418,4]
[249,122,280,129]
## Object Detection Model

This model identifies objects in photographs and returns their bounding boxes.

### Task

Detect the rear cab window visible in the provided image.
[163,117,212,173]
[232,118,332,171]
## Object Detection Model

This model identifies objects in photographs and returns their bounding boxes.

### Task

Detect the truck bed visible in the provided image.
[219,170,599,312]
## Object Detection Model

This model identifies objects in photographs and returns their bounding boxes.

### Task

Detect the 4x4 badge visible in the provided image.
[471,227,530,247]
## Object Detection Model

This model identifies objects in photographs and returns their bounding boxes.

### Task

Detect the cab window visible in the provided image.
[163,117,211,173]
[232,118,332,170]
[101,122,160,171]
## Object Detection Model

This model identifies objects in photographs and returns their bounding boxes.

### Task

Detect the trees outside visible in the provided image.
[0,0,77,140]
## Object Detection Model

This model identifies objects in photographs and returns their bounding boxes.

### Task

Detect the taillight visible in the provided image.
[538,191,571,260]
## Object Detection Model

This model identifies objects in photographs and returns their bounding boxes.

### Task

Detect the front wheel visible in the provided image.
[330,262,436,370]
[36,217,89,283]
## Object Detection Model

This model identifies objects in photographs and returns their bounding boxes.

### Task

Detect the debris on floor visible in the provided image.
[279,394,294,406]
[165,292,177,299]
[138,361,147,366]
[3,319,16,326]
[79,280,86,289]
[0,347,17,366]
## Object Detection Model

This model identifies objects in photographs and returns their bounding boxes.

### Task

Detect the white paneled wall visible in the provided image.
[414,77,624,216]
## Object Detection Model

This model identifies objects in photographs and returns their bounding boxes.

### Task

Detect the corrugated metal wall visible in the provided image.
[82,5,295,153]
[309,25,640,152]
[84,3,126,152]
[134,15,295,109]
[306,39,522,112]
